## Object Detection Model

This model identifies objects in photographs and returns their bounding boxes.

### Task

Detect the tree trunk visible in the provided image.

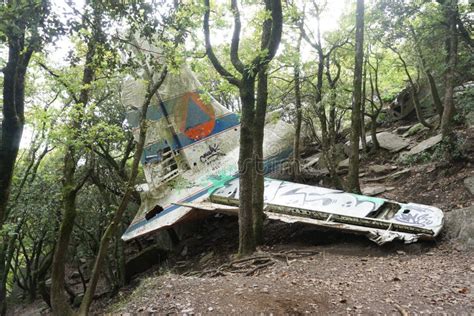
[427,72,444,120]
[327,89,343,189]
[318,106,342,188]
[50,155,77,316]
[204,0,282,256]
[394,49,433,129]
[441,0,458,139]
[367,58,383,152]
[252,67,268,245]
[370,116,380,151]
[0,28,33,316]
[292,32,303,182]
[238,79,256,256]
[410,25,444,119]
[292,65,303,182]
[77,68,166,316]
[347,0,364,194]
[360,57,368,152]
[410,85,433,129]
[50,6,100,314]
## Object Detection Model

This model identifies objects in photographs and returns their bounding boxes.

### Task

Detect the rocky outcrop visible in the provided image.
[444,206,474,249]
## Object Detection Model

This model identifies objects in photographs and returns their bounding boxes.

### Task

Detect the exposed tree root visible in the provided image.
[183,250,319,278]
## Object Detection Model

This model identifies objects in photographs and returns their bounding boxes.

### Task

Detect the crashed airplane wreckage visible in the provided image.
[121,64,444,246]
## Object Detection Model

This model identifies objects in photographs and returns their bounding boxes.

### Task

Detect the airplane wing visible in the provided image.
[182,177,444,245]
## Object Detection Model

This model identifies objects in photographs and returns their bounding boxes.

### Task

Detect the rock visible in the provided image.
[463,176,474,195]
[427,115,440,125]
[302,153,321,169]
[460,128,474,161]
[70,271,81,279]
[181,308,194,314]
[199,251,214,264]
[368,164,397,175]
[361,186,387,196]
[303,167,329,178]
[366,168,411,182]
[346,132,409,152]
[406,134,442,156]
[403,123,429,137]
[465,111,474,128]
[338,158,350,169]
[395,125,413,134]
[372,132,410,152]
[444,206,474,249]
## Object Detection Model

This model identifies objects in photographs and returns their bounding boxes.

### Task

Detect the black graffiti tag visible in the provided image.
[200,144,224,164]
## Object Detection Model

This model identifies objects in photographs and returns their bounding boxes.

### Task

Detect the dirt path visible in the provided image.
[96,221,473,315]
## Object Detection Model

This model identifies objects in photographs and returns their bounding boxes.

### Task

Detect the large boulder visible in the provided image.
[373,131,410,152]
[464,176,474,196]
[460,128,474,162]
[345,131,410,153]
[361,185,393,196]
[444,206,474,249]
[368,164,397,175]
[403,123,429,137]
[406,134,442,156]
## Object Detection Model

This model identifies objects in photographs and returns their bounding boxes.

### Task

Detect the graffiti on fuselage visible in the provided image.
[200,143,225,165]
[394,204,437,227]
[212,178,384,218]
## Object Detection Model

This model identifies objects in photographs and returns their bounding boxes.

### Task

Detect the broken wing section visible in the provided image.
[208,177,444,245]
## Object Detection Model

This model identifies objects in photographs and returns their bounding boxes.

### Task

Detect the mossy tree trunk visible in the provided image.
[440,0,458,140]
[347,0,365,194]
[50,5,101,315]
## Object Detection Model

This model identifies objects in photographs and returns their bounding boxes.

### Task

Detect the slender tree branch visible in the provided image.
[203,0,240,86]
[230,0,245,74]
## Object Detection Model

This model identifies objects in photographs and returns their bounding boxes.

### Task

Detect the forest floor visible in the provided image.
[105,245,473,315]
[98,225,474,315]
[95,157,474,315]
